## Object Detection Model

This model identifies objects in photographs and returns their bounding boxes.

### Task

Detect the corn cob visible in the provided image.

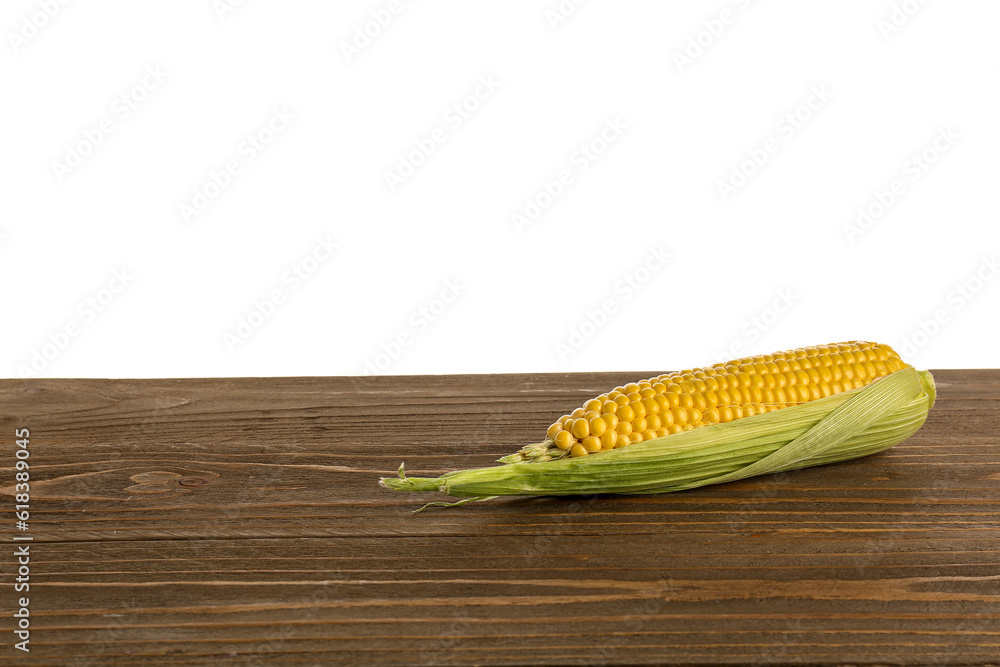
[514,341,908,462]
[380,341,935,505]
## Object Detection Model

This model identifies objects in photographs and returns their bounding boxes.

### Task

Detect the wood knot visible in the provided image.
[126,471,184,495]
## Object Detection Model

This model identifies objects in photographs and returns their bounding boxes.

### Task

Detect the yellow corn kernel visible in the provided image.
[672,406,688,426]
[554,430,575,450]
[600,430,617,450]
[641,397,659,416]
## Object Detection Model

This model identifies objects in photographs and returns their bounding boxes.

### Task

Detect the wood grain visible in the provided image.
[0,369,998,665]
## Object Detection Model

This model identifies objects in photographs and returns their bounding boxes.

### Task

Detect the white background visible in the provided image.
[2,0,998,379]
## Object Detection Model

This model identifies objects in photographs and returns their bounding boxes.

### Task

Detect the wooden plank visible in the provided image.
[0,369,998,664]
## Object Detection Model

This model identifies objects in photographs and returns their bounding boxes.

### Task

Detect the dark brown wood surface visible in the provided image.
[0,369,998,665]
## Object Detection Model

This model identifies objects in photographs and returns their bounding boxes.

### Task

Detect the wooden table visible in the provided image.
[1,370,997,665]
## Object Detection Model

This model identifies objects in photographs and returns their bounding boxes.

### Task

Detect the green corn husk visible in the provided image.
[380,367,935,502]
